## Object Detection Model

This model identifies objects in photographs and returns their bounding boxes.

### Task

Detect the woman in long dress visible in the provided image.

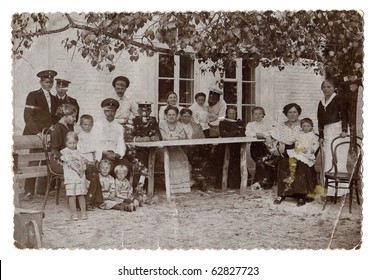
[270,103,317,206]
[159,105,191,194]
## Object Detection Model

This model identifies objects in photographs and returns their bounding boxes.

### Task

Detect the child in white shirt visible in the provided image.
[189,92,209,137]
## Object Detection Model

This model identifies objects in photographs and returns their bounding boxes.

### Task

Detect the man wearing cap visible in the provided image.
[86,98,133,207]
[125,101,161,190]
[92,98,127,164]
[207,87,227,138]
[23,70,58,135]
[23,70,58,200]
[51,78,80,130]
[206,87,227,188]
[111,76,139,125]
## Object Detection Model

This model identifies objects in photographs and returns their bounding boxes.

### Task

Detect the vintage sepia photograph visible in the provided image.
[10,10,365,251]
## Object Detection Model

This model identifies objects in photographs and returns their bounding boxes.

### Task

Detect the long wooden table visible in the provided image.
[131,137,263,202]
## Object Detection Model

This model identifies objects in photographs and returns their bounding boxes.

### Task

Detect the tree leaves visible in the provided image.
[11,11,363,88]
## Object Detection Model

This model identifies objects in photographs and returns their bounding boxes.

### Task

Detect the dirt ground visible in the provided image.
[16,178,362,250]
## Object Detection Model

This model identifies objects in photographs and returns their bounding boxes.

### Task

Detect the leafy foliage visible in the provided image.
[12,11,363,84]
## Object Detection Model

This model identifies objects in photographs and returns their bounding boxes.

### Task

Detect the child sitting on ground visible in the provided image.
[114,165,144,208]
[283,118,319,188]
[60,132,89,221]
[98,160,135,212]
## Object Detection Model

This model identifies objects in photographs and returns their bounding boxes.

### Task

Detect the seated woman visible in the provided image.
[50,103,78,164]
[218,106,245,189]
[158,91,184,122]
[179,108,207,190]
[245,106,277,189]
[270,103,317,206]
[159,105,191,194]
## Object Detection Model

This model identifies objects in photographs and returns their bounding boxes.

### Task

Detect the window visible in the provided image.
[157,54,195,118]
[222,59,256,123]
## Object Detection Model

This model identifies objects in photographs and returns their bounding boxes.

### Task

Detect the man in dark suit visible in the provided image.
[23,70,58,200]
[51,78,80,130]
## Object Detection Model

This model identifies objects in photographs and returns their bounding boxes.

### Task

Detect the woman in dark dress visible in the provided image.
[219,106,245,189]
[270,103,317,206]
[50,104,77,171]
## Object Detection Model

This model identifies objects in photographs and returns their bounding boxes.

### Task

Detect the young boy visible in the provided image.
[98,160,135,212]
[77,114,97,163]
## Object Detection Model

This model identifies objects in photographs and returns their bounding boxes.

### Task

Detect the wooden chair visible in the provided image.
[41,127,64,210]
[322,136,362,213]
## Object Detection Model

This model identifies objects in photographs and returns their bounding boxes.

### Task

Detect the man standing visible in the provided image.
[206,87,227,188]
[51,78,80,130]
[207,87,227,138]
[111,76,139,125]
[23,69,57,200]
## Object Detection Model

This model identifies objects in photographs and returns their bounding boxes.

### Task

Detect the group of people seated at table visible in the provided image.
[24,72,350,220]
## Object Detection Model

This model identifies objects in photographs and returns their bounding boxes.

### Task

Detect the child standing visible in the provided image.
[60,132,89,221]
[189,92,209,137]
[98,160,135,212]
[245,106,277,189]
[284,118,319,188]
[77,114,97,163]
[77,114,101,210]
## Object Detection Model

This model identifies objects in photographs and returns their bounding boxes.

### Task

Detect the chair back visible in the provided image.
[328,135,362,175]
[41,127,63,175]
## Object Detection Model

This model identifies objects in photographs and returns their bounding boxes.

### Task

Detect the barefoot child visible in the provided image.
[114,165,142,209]
[60,132,89,221]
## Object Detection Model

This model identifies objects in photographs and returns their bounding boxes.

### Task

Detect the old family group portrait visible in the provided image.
[12,11,363,250]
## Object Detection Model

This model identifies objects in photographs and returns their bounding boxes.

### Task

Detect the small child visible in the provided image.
[245,106,277,189]
[284,118,319,188]
[189,92,209,137]
[98,160,135,212]
[60,132,89,221]
[114,165,142,209]
[77,114,97,164]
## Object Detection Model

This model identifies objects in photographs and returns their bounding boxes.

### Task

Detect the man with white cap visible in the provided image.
[207,87,227,137]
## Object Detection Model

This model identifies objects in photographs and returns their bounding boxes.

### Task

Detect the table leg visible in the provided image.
[222,144,230,190]
[147,147,156,196]
[240,143,248,195]
[163,147,171,203]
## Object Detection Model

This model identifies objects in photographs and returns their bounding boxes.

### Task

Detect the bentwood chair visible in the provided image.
[41,127,64,210]
[322,135,363,213]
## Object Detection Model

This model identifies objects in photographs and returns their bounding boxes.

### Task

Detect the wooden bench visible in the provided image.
[13,135,48,206]
[13,135,48,180]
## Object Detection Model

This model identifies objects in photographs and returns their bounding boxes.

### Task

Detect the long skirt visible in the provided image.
[323,121,349,196]
[168,147,191,194]
[277,157,317,198]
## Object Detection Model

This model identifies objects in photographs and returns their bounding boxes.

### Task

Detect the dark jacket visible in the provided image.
[23,88,56,135]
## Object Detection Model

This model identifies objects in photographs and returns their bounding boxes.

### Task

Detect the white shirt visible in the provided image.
[245,119,271,137]
[189,103,209,130]
[92,118,126,161]
[114,94,139,124]
[77,130,97,163]
[42,88,52,111]
[207,100,227,126]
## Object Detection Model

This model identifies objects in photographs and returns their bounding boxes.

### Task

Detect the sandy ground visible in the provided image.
[16,179,362,250]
